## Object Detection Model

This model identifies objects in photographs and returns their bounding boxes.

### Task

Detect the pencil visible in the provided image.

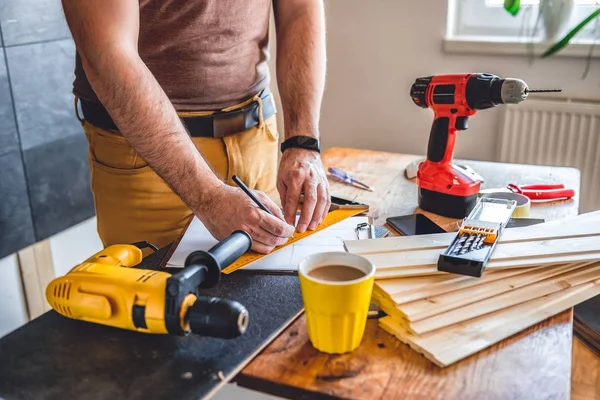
[232,175,275,217]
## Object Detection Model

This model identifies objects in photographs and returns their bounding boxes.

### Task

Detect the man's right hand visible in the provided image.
[197,183,295,254]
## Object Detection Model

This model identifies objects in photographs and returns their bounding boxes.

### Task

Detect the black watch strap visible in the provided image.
[280,136,320,153]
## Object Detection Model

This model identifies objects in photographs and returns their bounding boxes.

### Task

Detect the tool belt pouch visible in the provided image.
[79,88,276,138]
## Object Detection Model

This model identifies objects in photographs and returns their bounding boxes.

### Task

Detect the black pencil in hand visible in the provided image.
[232,175,275,217]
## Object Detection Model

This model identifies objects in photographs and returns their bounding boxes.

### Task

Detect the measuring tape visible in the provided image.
[222,207,368,274]
[481,191,530,218]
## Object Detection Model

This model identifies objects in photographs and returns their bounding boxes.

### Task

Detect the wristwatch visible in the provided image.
[280,136,321,153]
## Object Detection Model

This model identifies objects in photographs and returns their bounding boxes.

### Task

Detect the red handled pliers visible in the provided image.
[507,183,575,201]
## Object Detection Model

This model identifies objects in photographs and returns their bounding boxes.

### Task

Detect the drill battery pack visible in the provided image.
[438,197,517,277]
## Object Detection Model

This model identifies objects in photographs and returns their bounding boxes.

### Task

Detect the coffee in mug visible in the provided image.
[307,264,366,282]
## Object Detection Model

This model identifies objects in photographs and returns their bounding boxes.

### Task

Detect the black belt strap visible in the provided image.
[79,88,276,138]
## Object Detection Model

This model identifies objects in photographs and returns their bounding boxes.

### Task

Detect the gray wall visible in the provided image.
[0,0,95,259]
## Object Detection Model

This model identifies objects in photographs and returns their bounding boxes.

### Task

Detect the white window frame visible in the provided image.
[445,0,600,57]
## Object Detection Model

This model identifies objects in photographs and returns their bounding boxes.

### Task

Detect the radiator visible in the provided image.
[495,98,600,213]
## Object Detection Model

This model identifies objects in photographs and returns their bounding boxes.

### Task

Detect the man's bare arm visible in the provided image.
[274,0,326,140]
[62,0,222,213]
[61,0,295,252]
[274,0,331,233]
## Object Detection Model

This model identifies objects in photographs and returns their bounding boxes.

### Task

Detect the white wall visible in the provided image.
[0,254,29,338]
[314,0,600,162]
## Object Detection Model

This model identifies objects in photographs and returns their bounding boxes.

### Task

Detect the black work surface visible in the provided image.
[0,245,304,400]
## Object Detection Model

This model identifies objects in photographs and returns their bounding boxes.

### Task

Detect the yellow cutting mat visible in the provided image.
[222,207,368,274]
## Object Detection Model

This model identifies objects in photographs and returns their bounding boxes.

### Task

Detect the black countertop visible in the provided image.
[0,245,304,400]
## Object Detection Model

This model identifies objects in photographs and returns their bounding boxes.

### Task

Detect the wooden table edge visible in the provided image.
[234,373,336,400]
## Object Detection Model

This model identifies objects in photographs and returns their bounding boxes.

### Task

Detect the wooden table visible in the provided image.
[236,147,582,400]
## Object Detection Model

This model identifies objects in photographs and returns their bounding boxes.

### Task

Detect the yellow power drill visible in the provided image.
[45,231,252,338]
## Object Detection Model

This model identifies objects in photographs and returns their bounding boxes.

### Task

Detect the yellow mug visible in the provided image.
[298,251,375,354]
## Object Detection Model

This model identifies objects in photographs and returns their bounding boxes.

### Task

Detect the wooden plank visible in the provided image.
[378,274,459,293]
[376,266,442,278]
[345,210,600,255]
[16,240,55,320]
[372,282,409,323]
[372,265,551,327]
[409,262,600,334]
[375,252,600,279]
[384,266,548,305]
[380,279,600,367]
[400,262,594,322]
[376,274,465,297]
[411,281,600,366]
[366,234,600,271]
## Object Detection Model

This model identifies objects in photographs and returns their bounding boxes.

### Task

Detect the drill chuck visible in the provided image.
[187,296,249,339]
[499,78,529,104]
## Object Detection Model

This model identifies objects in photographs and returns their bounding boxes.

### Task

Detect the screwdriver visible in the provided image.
[328,167,375,192]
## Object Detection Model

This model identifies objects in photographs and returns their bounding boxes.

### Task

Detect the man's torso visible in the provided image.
[73,0,272,111]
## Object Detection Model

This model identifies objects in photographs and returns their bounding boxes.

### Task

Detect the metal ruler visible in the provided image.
[222,207,368,274]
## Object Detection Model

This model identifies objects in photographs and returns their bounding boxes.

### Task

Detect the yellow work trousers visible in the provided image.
[79,97,280,251]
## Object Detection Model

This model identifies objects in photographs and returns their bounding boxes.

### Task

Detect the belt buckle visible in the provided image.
[213,108,246,138]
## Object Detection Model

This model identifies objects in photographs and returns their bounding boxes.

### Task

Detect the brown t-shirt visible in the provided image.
[73,0,272,111]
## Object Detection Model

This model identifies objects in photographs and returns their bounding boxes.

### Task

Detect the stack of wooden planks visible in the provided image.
[343,210,600,367]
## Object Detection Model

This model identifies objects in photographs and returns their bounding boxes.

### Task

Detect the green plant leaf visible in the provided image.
[504,0,521,16]
[542,8,600,57]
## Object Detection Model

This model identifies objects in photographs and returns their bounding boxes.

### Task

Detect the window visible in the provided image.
[447,0,600,43]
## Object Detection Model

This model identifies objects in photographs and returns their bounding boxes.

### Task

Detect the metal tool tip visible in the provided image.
[526,89,563,93]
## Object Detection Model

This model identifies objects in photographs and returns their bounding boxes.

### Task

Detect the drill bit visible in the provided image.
[525,88,563,93]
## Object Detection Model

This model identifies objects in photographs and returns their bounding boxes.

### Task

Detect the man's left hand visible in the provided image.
[277,148,331,233]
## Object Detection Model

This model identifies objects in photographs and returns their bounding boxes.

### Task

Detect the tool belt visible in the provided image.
[79,87,277,138]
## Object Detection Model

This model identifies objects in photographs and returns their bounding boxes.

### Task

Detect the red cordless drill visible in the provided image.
[410,73,561,219]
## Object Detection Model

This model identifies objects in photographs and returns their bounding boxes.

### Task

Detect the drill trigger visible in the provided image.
[455,116,469,131]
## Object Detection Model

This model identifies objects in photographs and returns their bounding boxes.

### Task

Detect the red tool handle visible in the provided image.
[508,183,575,200]
[518,184,566,190]
[525,188,575,201]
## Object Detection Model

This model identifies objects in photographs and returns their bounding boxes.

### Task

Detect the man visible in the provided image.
[61,0,331,254]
